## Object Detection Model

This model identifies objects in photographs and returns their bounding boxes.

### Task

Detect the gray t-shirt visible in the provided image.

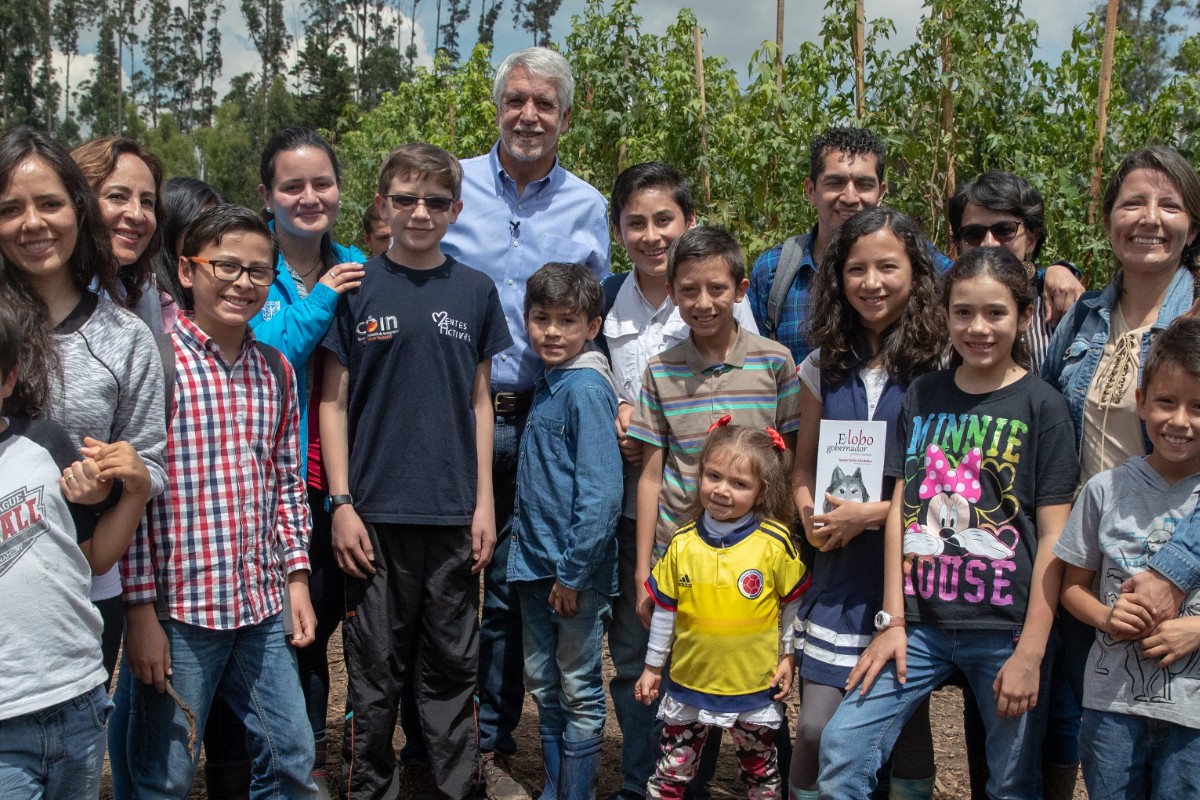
[0,418,106,719]
[1055,456,1200,729]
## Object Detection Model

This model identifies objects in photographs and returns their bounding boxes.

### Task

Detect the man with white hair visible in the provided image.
[439,46,610,800]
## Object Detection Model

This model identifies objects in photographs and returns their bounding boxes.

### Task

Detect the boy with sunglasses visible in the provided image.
[320,142,512,799]
[121,204,319,798]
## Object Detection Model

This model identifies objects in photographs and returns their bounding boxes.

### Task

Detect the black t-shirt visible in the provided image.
[884,370,1078,629]
[323,255,511,524]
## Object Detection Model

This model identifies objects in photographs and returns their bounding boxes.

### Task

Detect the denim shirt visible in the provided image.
[508,360,623,593]
[1042,265,1200,591]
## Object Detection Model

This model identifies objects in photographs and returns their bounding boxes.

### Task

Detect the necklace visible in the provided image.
[292,253,324,279]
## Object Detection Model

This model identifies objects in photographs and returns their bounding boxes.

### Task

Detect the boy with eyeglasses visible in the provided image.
[121,204,319,798]
[320,142,512,799]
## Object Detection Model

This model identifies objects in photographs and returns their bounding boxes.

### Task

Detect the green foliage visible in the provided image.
[326,0,1198,285]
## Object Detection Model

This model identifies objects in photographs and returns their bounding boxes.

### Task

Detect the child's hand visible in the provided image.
[60,458,106,505]
[331,505,376,578]
[771,654,795,700]
[81,437,151,496]
[993,647,1041,718]
[470,504,497,575]
[847,627,906,696]
[1106,594,1156,641]
[635,578,654,629]
[549,580,579,617]
[616,404,642,466]
[287,573,316,648]
[1141,617,1200,668]
[318,262,365,295]
[126,603,172,693]
[811,495,874,551]
[635,666,662,706]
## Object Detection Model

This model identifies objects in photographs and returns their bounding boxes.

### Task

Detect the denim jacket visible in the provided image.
[1042,265,1200,591]
[509,351,623,593]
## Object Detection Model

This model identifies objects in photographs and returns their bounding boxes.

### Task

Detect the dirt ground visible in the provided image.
[102,628,1087,799]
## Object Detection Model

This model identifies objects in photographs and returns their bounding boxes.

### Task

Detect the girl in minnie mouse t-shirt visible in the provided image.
[817,247,1079,800]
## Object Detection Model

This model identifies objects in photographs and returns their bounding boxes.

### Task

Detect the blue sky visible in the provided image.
[55,0,1198,106]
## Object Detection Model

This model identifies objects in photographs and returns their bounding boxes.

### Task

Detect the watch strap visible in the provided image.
[328,494,354,509]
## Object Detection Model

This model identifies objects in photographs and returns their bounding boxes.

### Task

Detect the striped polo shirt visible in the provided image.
[628,325,802,554]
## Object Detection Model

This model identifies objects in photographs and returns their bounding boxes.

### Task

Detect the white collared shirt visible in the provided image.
[603,271,759,406]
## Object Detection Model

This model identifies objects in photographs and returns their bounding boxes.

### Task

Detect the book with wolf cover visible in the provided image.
[813,419,887,525]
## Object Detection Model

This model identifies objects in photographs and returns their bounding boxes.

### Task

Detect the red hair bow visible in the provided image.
[766,427,786,452]
[707,414,732,433]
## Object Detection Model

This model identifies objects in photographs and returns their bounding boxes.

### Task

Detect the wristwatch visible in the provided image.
[327,494,355,510]
[874,611,906,632]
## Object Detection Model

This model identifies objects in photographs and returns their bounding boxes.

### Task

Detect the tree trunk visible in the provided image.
[1090,0,1119,228]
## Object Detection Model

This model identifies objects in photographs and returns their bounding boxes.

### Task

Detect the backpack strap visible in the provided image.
[601,271,630,319]
[764,235,806,340]
[597,272,631,362]
[253,341,290,438]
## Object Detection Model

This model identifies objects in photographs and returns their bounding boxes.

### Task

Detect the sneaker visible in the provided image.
[480,751,531,800]
[400,763,440,800]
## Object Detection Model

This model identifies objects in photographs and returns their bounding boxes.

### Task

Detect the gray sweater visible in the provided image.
[46,293,168,600]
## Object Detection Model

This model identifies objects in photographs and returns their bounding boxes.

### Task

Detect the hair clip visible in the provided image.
[707,414,732,433]
[766,427,786,452]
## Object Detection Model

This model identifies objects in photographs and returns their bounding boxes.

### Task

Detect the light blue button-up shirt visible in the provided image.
[442,143,610,393]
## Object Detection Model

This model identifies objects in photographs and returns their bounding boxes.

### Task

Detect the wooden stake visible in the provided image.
[693,24,711,205]
[1090,0,1119,227]
[938,1,956,239]
[776,0,785,93]
[854,0,866,118]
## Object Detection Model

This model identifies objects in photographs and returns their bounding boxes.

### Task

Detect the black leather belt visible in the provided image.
[492,391,533,415]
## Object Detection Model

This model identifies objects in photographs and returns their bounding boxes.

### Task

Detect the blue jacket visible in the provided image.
[509,352,623,593]
[250,232,366,475]
[1042,264,1200,592]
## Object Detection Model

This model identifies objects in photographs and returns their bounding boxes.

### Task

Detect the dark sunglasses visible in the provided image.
[956,221,1023,247]
[187,257,278,287]
[386,194,455,213]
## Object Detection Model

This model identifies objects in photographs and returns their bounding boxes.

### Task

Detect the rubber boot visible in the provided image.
[560,735,604,800]
[204,759,252,800]
[539,728,564,800]
[967,747,989,800]
[888,775,935,800]
[1042,762,1079,800]
[790,788,820,800]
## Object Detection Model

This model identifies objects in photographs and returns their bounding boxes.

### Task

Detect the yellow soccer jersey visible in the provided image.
[647,516,808,710]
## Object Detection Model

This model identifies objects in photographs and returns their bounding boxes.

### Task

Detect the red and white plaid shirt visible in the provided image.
[122,314,311,629]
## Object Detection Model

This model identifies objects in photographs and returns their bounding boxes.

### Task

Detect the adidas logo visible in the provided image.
[678,573,692,588]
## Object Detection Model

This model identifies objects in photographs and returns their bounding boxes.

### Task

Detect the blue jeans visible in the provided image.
[128,613,316,800]
[609,515,661,794]
[0,684,111,799]
[518,580,611,743]
[479,409,528,754]
[1079,708,1200,799]
[819,625,1048,800]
